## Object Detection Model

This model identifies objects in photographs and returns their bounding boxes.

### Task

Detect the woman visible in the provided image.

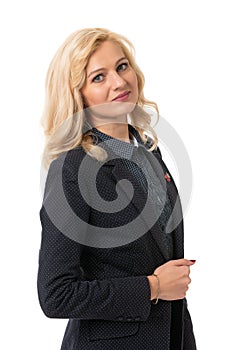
[38,28,197,349]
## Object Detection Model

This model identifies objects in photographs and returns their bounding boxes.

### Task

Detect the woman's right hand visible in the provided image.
[147,259,196,301]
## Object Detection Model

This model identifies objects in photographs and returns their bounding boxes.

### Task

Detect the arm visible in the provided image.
[37,152,152,321]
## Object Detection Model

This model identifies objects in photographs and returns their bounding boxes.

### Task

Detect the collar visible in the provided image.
[92,125,143,160]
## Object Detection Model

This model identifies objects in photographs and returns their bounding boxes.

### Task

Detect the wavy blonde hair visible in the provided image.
[41,27,159,168]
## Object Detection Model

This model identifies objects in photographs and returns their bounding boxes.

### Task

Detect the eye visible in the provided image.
[92,74,104,83]
[117,62,128,72]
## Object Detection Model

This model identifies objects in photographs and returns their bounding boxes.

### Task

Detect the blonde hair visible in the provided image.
[41,27,159,168]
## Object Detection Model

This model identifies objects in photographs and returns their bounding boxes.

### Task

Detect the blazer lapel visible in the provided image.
[148,149,184,258]
[109,156,171,260]
[140,149,174,260]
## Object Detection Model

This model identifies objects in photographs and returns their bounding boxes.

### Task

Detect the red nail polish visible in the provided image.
[190,260,196,262]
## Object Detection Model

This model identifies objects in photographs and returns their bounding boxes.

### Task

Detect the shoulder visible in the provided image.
[46,146,93,184]
[42,146,92,208]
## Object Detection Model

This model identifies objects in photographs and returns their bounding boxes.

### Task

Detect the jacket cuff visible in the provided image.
[110,275,152,322]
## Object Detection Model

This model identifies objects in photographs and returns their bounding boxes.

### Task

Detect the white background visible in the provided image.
[1,0,232,349]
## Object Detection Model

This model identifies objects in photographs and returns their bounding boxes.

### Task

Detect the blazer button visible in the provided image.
[135,317,141,321]
[126,317,133,322]
[117,316,124,321]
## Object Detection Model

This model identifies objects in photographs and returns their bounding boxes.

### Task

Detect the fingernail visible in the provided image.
[190,260,196,263]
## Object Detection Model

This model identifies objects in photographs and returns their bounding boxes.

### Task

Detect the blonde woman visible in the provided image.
[37,28,196,349]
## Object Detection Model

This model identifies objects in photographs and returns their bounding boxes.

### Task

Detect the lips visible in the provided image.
[112,91,130,101]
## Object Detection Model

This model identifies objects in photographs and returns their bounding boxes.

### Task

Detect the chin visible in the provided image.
[86,102,136,121]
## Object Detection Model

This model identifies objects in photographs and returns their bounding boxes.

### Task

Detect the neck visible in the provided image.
[95,123,130,143]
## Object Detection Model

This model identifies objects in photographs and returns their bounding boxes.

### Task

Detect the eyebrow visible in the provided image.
[87,56,127,78]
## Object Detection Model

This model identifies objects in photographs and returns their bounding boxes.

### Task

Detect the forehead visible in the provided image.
[86,41,125,71]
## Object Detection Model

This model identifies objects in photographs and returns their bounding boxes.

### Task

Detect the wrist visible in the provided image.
[147,275,155,300]
[147,274,160,303]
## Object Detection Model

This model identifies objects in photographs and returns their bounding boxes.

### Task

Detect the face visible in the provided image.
[81,40,138,122]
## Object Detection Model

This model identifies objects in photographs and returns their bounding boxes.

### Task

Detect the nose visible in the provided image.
[109,71,126,90]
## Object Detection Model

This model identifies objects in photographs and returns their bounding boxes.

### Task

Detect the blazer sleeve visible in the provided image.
[37,151,152,321]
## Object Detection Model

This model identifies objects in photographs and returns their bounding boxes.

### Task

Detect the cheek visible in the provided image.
[82,87,108,107]
[130,73,139,99]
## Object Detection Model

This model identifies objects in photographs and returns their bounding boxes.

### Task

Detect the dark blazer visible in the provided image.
[37,127,196,350]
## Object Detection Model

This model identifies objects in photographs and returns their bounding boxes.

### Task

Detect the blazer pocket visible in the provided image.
[88,319,140,341]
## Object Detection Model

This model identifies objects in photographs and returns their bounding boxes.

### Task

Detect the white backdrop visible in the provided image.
[1,0,232,349]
